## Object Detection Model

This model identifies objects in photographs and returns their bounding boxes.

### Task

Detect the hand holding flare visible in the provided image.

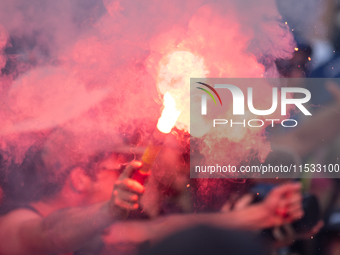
[132,93,181,184]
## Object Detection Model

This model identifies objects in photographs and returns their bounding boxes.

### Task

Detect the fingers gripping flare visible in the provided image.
[109,161,145,220]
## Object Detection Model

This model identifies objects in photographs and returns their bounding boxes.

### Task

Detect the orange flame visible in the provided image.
[157,92,181,133]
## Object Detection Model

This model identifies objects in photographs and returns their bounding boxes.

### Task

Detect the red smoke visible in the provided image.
[0,0,296,195]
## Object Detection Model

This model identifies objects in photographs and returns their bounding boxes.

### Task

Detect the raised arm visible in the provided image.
[272,83,340,159]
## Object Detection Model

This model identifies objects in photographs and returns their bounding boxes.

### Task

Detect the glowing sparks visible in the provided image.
[308,57,311,61]
[294,47,299,51]
[157,92,181,133]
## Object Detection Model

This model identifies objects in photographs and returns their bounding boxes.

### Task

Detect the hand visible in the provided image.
[260,182,304,227]
[272,220,324,248]
[109,161,145,220]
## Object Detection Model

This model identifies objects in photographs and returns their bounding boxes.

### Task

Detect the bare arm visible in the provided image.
[104,204,275,245]
[272,83,340,158]
[272,104,340,158]
[104,183,303,245]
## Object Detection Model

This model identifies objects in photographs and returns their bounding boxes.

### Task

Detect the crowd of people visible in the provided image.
[0,127,319,255]
[2,1,340,255]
